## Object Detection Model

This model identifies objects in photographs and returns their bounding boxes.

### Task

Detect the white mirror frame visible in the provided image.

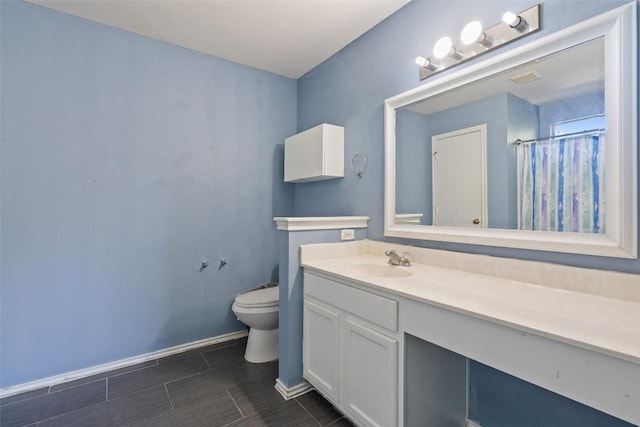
[384,3,637,258]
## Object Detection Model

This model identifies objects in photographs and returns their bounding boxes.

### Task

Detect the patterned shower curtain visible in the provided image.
[518,133,605,233]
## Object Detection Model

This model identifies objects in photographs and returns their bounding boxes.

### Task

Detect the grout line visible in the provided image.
[1,379,106,408]
[296,399,323,426]
[226,388,245,418]
[201,352,212,370]
[200,340,244,357]
[325,417,348,426]
[164,383,175,409]
[108,384,169,402]
[106,359,159,380]
[162,369,212,388]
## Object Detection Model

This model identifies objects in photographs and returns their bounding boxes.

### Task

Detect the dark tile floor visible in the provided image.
[0,338,352,427]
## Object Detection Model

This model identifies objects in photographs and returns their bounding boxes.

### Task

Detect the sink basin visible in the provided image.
[343,263,413,278]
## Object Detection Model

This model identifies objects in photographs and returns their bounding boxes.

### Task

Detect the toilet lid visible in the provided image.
[234,286,279,308]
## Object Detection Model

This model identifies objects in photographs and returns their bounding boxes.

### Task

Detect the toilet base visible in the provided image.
[245,328,279,363]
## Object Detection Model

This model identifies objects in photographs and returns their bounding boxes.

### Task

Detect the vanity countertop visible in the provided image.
[302,254,640,365]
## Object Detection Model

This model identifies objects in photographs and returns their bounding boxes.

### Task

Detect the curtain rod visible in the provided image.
[516,128,605,145]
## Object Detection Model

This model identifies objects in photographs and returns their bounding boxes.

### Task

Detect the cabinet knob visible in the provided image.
[472,218,480,225]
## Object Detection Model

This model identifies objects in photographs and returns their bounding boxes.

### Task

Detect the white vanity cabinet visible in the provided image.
[303,271,398,427]
[303,299,341,401]
[342,317,398,427]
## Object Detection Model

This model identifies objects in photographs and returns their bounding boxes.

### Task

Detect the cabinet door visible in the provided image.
[303,298,341,401]
[342,317,398,427]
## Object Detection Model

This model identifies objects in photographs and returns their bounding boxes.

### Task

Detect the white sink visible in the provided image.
[343,263,413,278]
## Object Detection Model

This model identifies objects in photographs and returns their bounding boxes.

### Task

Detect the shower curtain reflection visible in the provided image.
[518,133,605,233]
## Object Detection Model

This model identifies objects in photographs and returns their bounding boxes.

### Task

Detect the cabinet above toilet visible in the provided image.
[284,123,344,183]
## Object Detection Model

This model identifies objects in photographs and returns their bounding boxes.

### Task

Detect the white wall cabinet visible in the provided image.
[284,123,344,183]
[303,271,398,427]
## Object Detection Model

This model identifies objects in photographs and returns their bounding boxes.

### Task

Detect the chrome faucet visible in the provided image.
[385,250,411,266]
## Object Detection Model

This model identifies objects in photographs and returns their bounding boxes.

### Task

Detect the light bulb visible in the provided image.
[502,11,518,26]
[415,56,438,71]
[433,37,453,59]
[461,21,483,45]
[503,11,527,32]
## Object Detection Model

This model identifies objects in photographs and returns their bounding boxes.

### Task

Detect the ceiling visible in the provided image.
[27,0,411,79]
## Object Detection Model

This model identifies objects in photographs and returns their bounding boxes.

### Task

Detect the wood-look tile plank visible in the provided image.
[202,345,271,387]
[108,351,209,399]
[226,375,285,418]
[201,341,247,368]
[50,360,158,393]
[38,384,170,427]
[0,380,106,427]
[224,399,320,427]
[184,338,247,359]
[260,360,278,379]
[127,392,243,427]
[0,387,49,406]
[325,417,354,426]
[166,370,229,407]
[296,390,343,426]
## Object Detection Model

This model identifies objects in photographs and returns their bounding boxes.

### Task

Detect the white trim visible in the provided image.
[273,216,369,231]
[394,213,424,224]
[384,3,637,258]
[274,378,314,400]
[0,330,248,399]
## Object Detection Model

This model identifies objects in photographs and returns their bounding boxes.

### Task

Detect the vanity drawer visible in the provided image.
[305,272,398,332]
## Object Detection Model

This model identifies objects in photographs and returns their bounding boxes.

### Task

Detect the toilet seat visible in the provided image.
[234,286,279,309]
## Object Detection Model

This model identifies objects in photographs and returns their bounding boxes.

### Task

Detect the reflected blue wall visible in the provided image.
[539,90,605,137]
[396,109,430,223]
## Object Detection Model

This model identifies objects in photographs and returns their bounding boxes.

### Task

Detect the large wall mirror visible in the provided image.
[384,3,637,258]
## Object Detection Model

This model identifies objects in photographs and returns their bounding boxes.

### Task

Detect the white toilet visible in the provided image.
[232,285,279,363]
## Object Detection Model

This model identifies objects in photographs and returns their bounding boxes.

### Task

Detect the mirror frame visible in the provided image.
[384,3,637,258]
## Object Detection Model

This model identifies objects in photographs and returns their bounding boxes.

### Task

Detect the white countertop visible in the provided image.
[302,255,640,365]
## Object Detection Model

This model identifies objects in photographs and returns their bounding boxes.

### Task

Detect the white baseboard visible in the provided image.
[0,330,248,399]
[274,378,313,400]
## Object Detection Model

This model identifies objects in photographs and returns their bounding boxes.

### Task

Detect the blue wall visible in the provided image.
[469,361,634,427]
[0,1,296,387]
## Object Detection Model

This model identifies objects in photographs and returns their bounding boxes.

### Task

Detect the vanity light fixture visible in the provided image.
[416,4,540,80]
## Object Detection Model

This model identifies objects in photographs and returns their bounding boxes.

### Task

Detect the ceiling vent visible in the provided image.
[509,71,541,84]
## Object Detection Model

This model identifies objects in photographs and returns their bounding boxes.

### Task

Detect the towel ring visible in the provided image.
[351,153,367,178]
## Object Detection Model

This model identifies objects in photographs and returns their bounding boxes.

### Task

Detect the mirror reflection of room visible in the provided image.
[395,37,604,233]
